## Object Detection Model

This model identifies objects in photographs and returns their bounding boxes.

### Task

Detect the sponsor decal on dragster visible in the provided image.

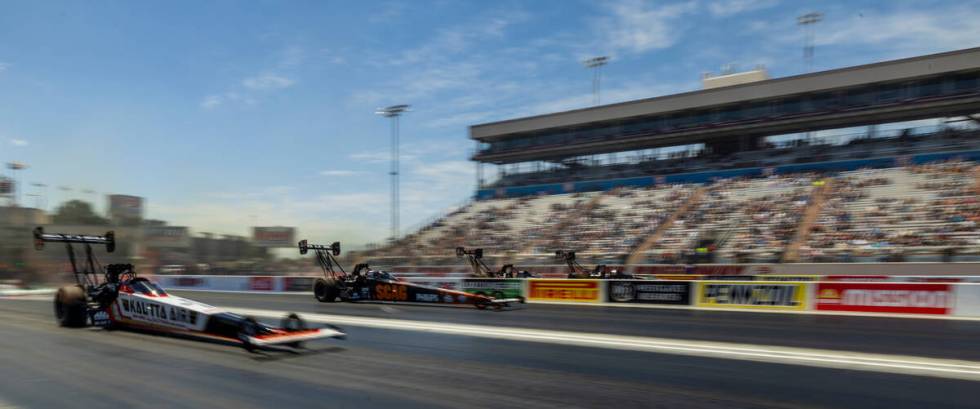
[816,282,953,315]
[373,282,471,304]
[528,280,600,302]
[696,282,807,310]
[607,281,691,305]
[117,294,211,331]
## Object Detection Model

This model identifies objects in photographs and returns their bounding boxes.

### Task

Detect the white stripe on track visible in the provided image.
[230,306,980,382]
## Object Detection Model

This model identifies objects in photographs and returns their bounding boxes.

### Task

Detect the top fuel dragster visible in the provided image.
[302,240,520,310]
[38,227,344,352]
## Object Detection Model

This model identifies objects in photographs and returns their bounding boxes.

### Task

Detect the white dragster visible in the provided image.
[38,227,344,352]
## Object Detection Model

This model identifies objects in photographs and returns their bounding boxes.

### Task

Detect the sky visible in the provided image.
[0,0,978,248]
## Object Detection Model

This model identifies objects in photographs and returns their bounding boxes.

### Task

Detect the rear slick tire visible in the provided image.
[314,279,340,303]
[54,285,88,328]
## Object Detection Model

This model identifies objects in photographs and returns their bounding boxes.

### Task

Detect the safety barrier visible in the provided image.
[156,275,980,318]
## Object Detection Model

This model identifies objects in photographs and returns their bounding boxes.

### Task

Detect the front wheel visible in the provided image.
[54,285,88,328]
[238,317,260,352]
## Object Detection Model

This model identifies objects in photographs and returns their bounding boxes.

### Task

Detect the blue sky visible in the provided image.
[0,0,978,247]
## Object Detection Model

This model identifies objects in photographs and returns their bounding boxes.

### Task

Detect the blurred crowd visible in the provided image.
[379,160,979,265]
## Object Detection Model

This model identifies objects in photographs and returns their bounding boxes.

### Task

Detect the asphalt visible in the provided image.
[0,294,976,409]
[174,291,980,361]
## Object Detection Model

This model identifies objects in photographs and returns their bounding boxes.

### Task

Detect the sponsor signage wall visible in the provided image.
[462,279,524,299]
[607,281,691,305]
[815,282,954,315]
[528,279,601,303]
[696,281,807,310]
[252,226,297,248]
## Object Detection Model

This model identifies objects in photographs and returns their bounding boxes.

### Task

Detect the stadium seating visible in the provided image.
[375,155,979,266]
[803,161,979,261]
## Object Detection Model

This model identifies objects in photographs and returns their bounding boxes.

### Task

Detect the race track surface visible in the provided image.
[0,292,977,409]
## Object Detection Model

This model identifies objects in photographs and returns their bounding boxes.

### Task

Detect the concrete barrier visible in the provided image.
[153,274,980,319]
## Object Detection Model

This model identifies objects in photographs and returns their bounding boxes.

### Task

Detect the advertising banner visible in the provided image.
[462,279,524,299]
[252,227,297,248]
[283,276,316,292]
[607,281,691,305]
[528,280,600,303]
[696,282,807,310]
[249,276,275,291]
[815,282,953,315]
[702,275,819,281]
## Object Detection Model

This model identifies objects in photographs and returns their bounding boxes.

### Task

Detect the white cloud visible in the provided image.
[319,170,360,177]
[594,0,698,55]
[424,111,496,129]
[816,8,980,53]
[200,95,223,109]
[242,73,295,90]
[350,151,395,163]
[386,9,529,67]
[369,2,406,23]
[9,138,27,147]
[707,0,778,17]
[278,46,305,68]
[0,63,9,74]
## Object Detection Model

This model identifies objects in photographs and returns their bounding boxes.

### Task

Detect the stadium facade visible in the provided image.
[470,47,980,199]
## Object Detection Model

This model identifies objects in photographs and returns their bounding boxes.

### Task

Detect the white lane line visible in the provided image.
[229,306,980,382]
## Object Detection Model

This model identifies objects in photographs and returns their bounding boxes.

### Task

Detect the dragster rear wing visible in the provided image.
[455,247,483,259]
[298,240,340,256]
[33,227,115,252]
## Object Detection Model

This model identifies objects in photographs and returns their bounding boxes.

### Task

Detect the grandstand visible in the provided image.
[371,48,980,268]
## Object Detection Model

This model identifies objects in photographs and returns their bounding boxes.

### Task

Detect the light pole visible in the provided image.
[583,56,609,106]
[6,162,27,207]
[31,183,47,211]
[375,104,410,242]
[798,12,823,73]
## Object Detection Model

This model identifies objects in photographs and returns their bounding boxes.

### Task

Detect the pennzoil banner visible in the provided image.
[696,282,807,310]
[528,280,600,303]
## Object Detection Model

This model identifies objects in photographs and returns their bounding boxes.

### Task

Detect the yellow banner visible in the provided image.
[696,281,808,310]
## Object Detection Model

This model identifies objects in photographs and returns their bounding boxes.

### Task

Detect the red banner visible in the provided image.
[249,276,275,291]
[823,275,891,282]
[816,282,953,315]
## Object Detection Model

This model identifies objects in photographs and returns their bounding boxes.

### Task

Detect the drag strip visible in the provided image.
[173,290,980,361]
[0,297,976,408]
[230,306,980,381]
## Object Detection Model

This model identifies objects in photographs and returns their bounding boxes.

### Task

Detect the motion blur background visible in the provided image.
[0,0,978,284]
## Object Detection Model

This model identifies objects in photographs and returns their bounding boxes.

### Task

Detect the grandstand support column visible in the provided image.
[782,179,831,263]
[974,164,980,195]
[476,162,484,189]
[624,186,708,269]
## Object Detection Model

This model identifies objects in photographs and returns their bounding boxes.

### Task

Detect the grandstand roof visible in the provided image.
[471,47,980,142]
